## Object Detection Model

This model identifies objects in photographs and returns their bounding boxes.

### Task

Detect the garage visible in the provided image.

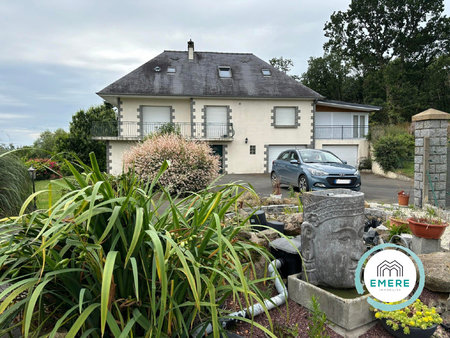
[321,145,358,167]
[267,145,306,172]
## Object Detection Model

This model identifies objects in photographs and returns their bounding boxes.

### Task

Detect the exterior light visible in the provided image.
[28,165,37,209]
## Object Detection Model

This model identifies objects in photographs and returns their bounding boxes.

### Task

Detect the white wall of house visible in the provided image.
[193,98,313,173]
[107,97,314,174]
[109,141,137,175]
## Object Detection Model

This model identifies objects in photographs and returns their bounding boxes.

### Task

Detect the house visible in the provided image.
[94,40,381,175]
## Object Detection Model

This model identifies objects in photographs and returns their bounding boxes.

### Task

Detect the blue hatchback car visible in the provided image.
[271,149,361,191]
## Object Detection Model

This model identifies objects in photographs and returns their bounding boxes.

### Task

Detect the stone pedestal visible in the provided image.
[288,275,375,337]
[411,236,441,254]
[412,109,449,209]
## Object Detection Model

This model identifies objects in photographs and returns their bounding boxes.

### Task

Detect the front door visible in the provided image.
[210,145,224,173]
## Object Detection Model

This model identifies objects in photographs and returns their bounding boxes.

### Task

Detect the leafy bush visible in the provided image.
[0,150,32,218]
[24,158,63,180]
[358,157,372,170]
[373,133,414,172]
[0,154,276,337]
[123,134,220,194]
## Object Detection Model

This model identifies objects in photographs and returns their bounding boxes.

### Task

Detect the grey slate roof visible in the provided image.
[97,51,322,99]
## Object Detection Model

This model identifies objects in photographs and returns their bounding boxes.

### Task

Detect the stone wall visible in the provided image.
[413,109,449,209]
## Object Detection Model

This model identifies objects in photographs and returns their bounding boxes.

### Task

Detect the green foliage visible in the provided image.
[308,295,329,338]
[373,133,414,172]
[24,158,63,180]
[301,54,362,102]
[143,122,182,142]
[59,102,117,171]
[0,154,276,337]
[0,149,32,218]
[273,322,300,338]
[269,57,300,81]
[358,157,372,170]
[324,0,449,71]
[373,299,443,334]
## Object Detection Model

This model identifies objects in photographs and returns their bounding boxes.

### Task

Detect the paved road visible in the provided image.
[218,172,413,203]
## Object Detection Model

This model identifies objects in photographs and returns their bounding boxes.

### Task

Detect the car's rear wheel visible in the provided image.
[298,175,309,192]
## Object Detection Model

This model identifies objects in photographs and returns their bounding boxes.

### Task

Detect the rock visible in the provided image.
[418,252,450,292]
[365,201,370,208]
[283,213,303,236]
[257,229,279,241]
[441,311,450,328]
[248,232,268,248]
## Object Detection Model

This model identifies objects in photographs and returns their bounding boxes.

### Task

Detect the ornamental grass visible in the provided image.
[0,153,276,337]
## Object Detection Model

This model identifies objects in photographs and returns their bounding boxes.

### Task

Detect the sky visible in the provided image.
[1,0,449,147]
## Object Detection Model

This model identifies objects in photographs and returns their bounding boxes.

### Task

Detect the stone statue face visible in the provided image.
[301,189,366,289]
[313,215,365,288]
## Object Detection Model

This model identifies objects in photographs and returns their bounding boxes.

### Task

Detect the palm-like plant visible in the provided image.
[0,153,275,337]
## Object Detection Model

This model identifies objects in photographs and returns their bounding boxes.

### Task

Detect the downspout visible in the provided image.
[311,99,318,149]
[198,259,287,336]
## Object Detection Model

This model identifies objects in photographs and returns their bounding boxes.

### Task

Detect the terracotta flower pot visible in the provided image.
[380,318,437,338]
[407,217,448,239]
[397,191,409,206]
[389,216,409,228]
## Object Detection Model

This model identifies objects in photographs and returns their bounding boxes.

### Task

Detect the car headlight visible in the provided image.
[354,170,360,176]
[307,168,329,176]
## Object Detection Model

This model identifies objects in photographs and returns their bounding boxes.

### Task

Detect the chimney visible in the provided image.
[188,39,194,60]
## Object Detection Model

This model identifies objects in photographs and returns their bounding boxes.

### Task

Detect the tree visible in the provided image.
[60,103,116,171]
[324,0,449,72]
[269,57,301,80]
[30,128,69,157]
[301,54,362,102]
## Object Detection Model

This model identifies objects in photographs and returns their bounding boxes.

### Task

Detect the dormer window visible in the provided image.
[218,66,232,78]
[262,69,271,76]
[167,67,176,73]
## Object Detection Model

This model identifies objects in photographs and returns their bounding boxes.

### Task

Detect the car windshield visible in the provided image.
[299,150,342,164]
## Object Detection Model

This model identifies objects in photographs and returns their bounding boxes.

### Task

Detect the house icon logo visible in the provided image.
[377,260,403,277]
[357,247,419,309]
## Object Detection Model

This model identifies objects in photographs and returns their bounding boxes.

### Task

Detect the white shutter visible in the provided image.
[141,106,171,135]
[206,106,228,138]
[275,107,296,126]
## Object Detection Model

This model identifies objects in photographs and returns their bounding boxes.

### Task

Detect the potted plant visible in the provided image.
[270,177,282,199]
[408,208,448,239]
[373,299,442,338]
[397,190,410,206]
[389,209,409,228]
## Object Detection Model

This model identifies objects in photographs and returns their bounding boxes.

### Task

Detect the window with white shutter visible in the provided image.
[273,107,297,127]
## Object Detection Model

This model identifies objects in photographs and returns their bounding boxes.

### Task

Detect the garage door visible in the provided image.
[321,145,358,167]
[267,145,306,172]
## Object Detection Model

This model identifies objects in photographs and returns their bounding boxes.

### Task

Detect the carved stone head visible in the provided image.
[301,189,365,289]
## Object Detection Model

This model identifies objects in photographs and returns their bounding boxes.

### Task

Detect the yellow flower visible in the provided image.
[409,321,415,326]
[431,308,436,314]
[416,311,422,316]
[375,312,381,319]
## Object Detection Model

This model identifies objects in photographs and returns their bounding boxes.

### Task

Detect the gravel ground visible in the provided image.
[229,287,449,338]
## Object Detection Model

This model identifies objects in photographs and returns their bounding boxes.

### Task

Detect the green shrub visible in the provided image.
[24,158,63,180]
[0,150,32,218]
[123,133,220,194]
[0,153,276,337]
[373,133,414,172]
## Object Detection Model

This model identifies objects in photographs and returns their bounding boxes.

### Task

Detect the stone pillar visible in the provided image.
[412,109,449,209]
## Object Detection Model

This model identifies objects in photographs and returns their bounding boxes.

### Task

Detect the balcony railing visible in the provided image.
[315,125,369,139]
[91,121,234,140]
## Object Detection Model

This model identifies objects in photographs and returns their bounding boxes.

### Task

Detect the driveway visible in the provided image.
[218,172,413,203]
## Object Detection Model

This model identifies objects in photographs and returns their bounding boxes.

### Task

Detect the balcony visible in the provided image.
[91,121,234,141]
[315,125,369,139]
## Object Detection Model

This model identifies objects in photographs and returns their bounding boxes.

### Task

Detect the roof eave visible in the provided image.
[317,100,382,112]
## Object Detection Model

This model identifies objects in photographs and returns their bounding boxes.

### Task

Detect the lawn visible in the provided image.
[34,179,67,209]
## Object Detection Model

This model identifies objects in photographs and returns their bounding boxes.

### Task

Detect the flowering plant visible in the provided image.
[24,158,63,180]
[373,299,442,335]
